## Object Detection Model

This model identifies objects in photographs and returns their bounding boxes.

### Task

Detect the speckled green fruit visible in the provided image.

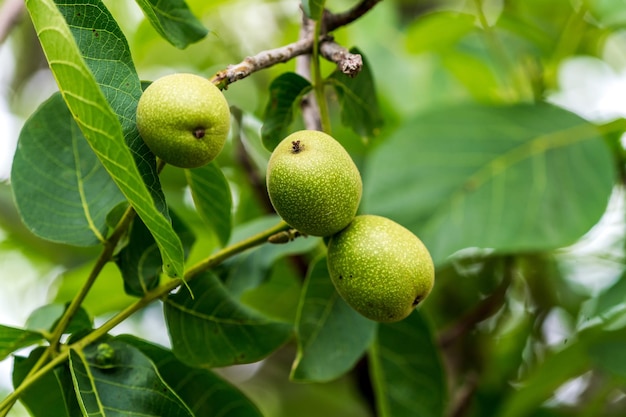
[327,215,435,322]
[136,73,230,168]
[266,130,362,237]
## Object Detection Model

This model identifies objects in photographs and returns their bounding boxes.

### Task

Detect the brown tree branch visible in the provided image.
[319,39,362,77]
[325,0,382,31]
[211,0,378,88]
[211,35,326,88]
[295,15,322,131]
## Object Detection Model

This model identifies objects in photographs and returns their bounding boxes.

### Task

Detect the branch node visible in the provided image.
[319,40,363,77]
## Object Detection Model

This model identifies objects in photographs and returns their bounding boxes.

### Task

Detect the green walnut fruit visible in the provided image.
[327,215,435,322]
[266,130,362,237]
[136,73,230,168]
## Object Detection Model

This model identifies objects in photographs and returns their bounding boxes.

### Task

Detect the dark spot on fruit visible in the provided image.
[291,140,304,153]
[193,128,205,139]
[412,296,422,306]
[339,274,343,280]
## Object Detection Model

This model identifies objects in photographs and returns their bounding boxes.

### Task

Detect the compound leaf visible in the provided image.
[363,103,615,265]
[164,273,292,367]
[369,311,446,417]
[25,0,184,277]
[291,257,376,382]
[69,340,193,417]
[12,93,125,246]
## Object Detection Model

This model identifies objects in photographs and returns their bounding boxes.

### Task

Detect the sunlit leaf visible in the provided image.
[291,257,376,382]
[55,0,168,217]
[25,0,185,278]
[261,72,312,151]
[164,272,292,367]
[118,335,264,417]
[135,0,208,48]
[369,311,446,417]
[0,325,44,362]
[363,103,615,265]
[69,340,193,417]
[186,162,232,247]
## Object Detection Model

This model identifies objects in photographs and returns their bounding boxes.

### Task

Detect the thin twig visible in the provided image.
[319,39,362,77]
[211,35,327,88]
[0,221,290,414]
[325,0,382,31]
[211,0,380,88]
[0,0,24,45]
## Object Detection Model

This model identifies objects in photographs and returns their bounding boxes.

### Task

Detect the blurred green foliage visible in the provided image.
[3,0,626,416]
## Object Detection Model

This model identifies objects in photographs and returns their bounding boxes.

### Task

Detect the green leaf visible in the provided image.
[291,257,376,382]
[26,303,93,335]
[301,0,326,20]
[69,340,193,417]
[55,0,168,218]
[0,325,44,362]
[578,272,626,330]
[116,210,195,297]
[117,335,264,417]
[498,339,591,417]
[585,0,626,29]
[26,0,185,278]
[369,311,446,417]
[13,347,81,417]
[164,272,293,367]
[327,48,383,139]
[185,162,232,247]
[239,258,303,323]
[362,103,616,265]
[134,0,208,48]
[587,327,626,380]
[261,72,312,151]
[220,216,320,297]
[406,11,477,55]
[12,93,126,246]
